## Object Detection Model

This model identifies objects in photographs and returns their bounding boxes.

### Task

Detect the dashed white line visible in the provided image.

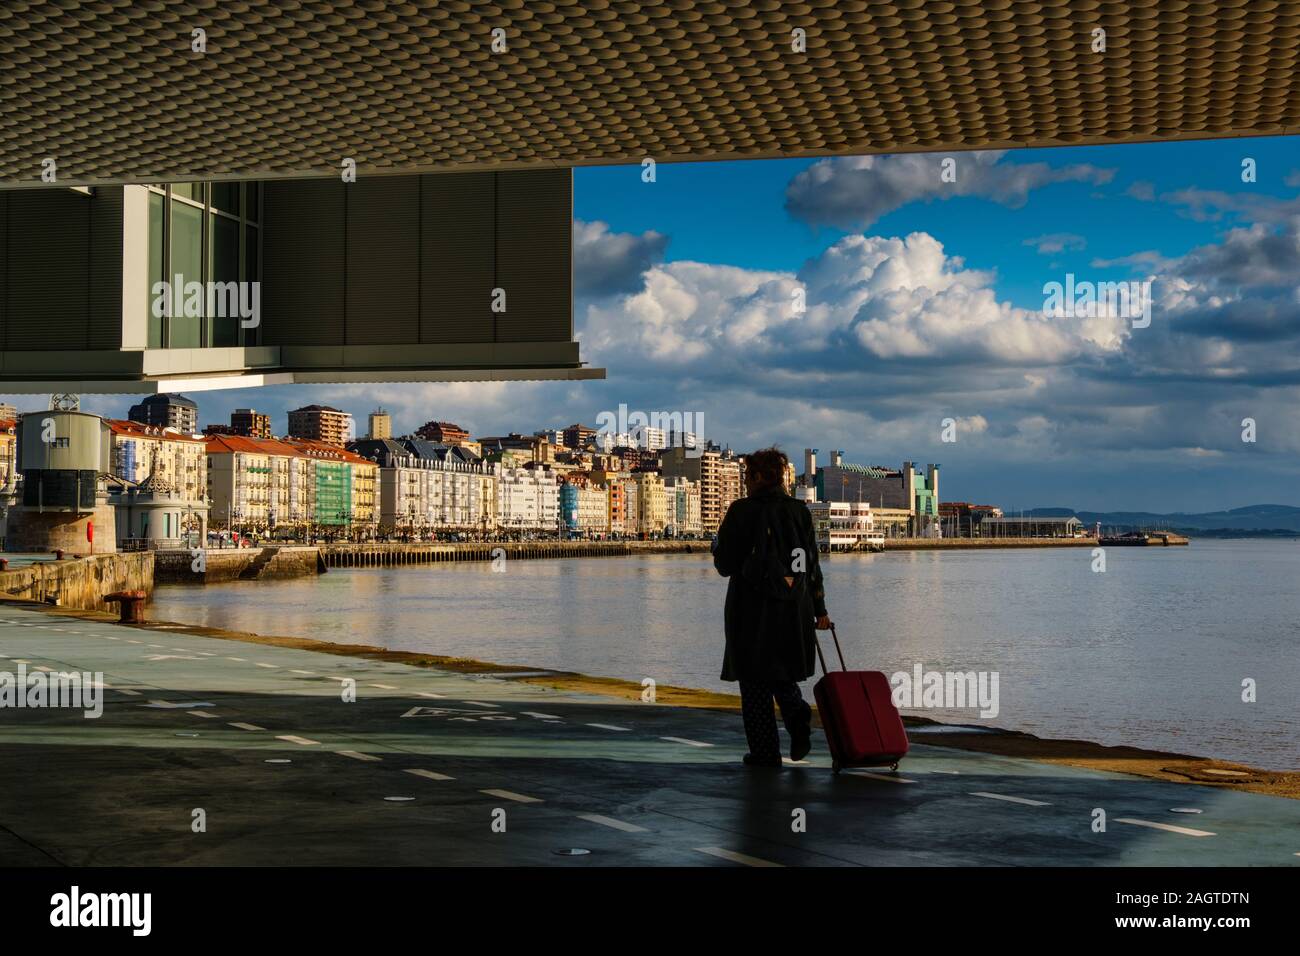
[226,657,247,662]
[117,689,142,697]
[417,692,445,699]
[336,750,382,762]
[275,735,321,746]
[480,789,542,804]
[970,791,1050,807]
[368,683,398,690]
[695,846,783,868]
[522,711,562,719]
[255,663,279,669]
[229,722,265,731]
[587,723,631,732]
[289,669,316,676]
[187,710,220,719]
[847,769,916,784]
[577,813,648,833]
[661,736,714,748]
[1115,817,1216,837]
[460,700,497,708]
[404,768,454,782]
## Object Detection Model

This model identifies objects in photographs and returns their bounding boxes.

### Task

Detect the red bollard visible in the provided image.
[105,590,148,623]
[0,558,8,571]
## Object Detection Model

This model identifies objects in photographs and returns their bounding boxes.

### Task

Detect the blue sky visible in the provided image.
[8,136,1300,513]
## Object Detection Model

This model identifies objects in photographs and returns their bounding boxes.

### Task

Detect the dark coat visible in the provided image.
[713,487,828,683]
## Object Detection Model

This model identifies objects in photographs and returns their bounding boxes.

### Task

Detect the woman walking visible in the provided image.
[713,447,832,767]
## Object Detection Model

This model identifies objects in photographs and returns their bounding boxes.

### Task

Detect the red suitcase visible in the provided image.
[812,625,909,773]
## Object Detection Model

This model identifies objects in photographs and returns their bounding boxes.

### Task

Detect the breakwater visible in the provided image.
[155,546,326,583]
[881,537,1098,551]
[319,539,700,569]
[0,552,155,610]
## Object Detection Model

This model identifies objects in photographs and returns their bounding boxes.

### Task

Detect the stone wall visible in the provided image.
[0,551,154,610]
[154,547,325,584]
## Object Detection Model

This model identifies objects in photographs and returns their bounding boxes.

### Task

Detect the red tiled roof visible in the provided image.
[106,418,206,443]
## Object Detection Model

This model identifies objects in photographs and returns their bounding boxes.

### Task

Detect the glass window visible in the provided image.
[172,183,203,203]
[210,214,241,347]
[147,191,165,348]
[169,199,203,348]
[244,183,259,223]
[244,225,260,346]
[212,182,240,214]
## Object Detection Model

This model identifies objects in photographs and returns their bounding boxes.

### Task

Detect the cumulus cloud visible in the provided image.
[573,219,669,298]
[784,151,1115,229]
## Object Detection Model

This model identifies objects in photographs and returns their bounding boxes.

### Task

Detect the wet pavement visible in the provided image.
[1,602,1297,867]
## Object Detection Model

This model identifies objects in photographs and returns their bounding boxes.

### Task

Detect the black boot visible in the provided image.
[790,703,813,762]
[743,753,783,768]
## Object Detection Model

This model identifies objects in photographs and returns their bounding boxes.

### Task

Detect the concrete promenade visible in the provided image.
[0,601,1294,867]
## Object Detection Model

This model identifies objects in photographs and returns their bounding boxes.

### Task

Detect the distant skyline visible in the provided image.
[6,135,1300,513]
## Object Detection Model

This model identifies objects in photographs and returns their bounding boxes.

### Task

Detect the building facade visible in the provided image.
[287,404,352,446]
[496,466,559,535]
[127,393,198,434]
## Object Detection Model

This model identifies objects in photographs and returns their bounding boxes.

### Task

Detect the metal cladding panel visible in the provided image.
[3,191,91,349]
[88,185,124,349]
[2,2,1299,185]
[261,179,346,346]
[261,171,572,351]
[420,172,495,345]
[0,194,6,346]
[495,169,572,344]
[346,176,420,345]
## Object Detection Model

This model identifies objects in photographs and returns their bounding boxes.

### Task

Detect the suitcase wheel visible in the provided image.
[890,762,899,772]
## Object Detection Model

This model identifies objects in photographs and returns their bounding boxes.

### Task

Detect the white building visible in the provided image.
[496,465,560,534]
[632,425,667,451]
[665,476,702,535]
[808,501,884,552]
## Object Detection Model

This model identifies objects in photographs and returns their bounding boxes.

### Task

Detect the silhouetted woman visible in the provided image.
[713,447,831,767]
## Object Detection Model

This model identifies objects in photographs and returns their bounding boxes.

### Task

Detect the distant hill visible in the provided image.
[1022,504,1300,534]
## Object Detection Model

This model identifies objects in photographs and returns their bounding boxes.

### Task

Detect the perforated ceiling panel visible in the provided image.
[2,0,1298,188]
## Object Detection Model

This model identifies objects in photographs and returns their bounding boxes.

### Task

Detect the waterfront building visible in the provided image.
[478,433,555,465]
[632,424,667,451]
[108,419,207,505]
[621,477,640,536]
[350,438,491,536]
[0,417,17,491]
[563,423,598,451]
[808,501,883,552]
[560,475,610,537]
[814,455,940,537]
[205,435,308,536]
[127,393,198,435]
[661,446,742,533]
[665,476,702,536]
[367,409,392,440]
[981,515,1083,538]
[108,469,209,550]
[287,404,352,446]
[7,410,116,554]
[283,438,379,538]
[633,471,669,536]
[940,502,1004,538]
[496,465,560,535]
[416,420,469,444]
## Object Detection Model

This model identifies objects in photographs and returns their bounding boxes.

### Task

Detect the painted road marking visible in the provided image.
[661,736,714,748]
[577,813,648,833]
[970,791,1050,807]
[125,640,142,644]
[1115,817,1216,837]
[255,663,279,669]
[587,723,631,732]
[417,692,445,699]
[522,711,562,719]
[229,722,265,731]
[290,669,316,676]
[12,659,31,664]
[480,789,543,804]
[460,700,497,708]
[226,657,247,662]
[695,846,783,868]
[404,769,454,782]
[847,770,916,784]
[275,735,321,746]
[117,689,142,697]
[336,750,382,762]
[368,683,398,690]
[187,710,220,719]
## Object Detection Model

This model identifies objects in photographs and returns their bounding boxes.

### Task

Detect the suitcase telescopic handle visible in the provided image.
[814,623,848,674]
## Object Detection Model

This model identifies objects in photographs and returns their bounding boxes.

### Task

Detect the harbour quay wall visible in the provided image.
[0,552,155,610]
[155,547,326,584]
[882,537,1098,550]
[319,539,701,568]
